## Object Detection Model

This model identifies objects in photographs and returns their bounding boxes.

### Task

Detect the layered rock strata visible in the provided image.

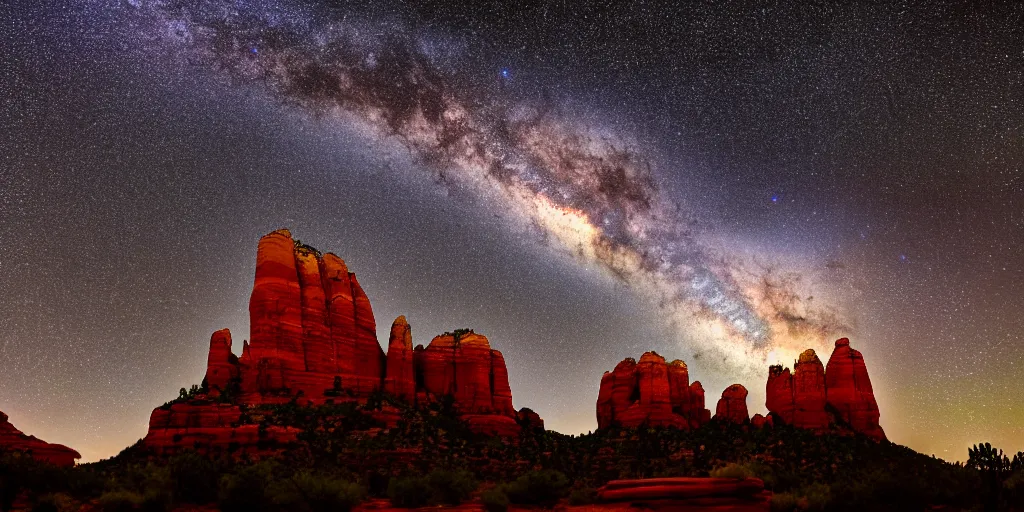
[596,352,710,429]
[145,230,534,453]
[0,411,80,466]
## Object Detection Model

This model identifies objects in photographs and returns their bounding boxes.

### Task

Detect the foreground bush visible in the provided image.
[31,493,75,512]
[567,485,597,505]
[218,463,275,512]
[387,469,475,507]
[270,472,363,512]
[387,475,431,508]
[710,462,753,479]
[168,452,218,504]
[481,487,509,512]
[426,469,477,505]
[98,490,142,512]
[499,469,570,506]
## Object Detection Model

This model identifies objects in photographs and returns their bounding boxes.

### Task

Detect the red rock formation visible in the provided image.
[414,331,521,431]
[490,350,516,417]
[690,381,711,426]
[751,413,773,429]
[597,352,708,429]
[248,230,305,374]
[420,334,457,398]
[384,316,415,401]
[0,411,80,467]
[517,407,544,430]
[597,477,770,510]
[765,350,829,430]
[667,360,692,425]
[825,338,886,440]
[204,329,239,395]
[765,365,795,425]
[792,350,829,429]
[296,251,331,374]
[763,338,885,440]
[349,273,385,392]
[143,400,300,455]
[714,384,749,424]
[145,230,536,454]
[453,333,496,412]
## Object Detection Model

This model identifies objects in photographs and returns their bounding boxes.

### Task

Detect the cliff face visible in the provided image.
[0,411,80,467]
[144,230,534,454]
[765,339,886,440]
[824,338,886,440]
[596,352,710,429]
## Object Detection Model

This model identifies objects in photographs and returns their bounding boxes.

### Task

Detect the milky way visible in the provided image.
[136,0,845,371]
[4,0,1024,462]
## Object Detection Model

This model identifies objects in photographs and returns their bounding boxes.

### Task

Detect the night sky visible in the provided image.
[1,0,1022,462]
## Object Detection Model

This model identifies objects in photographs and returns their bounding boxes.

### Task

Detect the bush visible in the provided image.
[32,493,75,512]
[139,489,171,512]
[270,472,364,512]
[710,462,753,479]
[168,452,218,504]
[1006,470,1024,508]
[500,469,570,506]
[387,475,431,508]
[481,487,509,512]
[798,482,832,511]
[219,463,275,512]
[98,490,142,512]
[567,485,597,505]
[426,469,477,505]
[770,492,800,512]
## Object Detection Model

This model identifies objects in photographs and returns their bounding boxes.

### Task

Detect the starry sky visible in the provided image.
[1,0,1022,462]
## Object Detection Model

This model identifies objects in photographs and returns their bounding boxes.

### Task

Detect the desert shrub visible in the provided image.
[567,485,597,505]
[1005,470,1024,508]
[138,488,171,512]
[168,452,218,503]
[66,468,105,499]
[710,462,753,479]
[218,462,275,512]
[481,487,509,512]
[387,475,431,508]
[770,492,799,512]
[798,482,832,511]
[270,472,363,512]
[426,468,477,505]
[499,469,570,506]
[98,490,142,512]
[32,493,75,512]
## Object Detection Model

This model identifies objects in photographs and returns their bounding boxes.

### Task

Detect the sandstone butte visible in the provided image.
[144,229,539,454]
[0,410,80,467]
[598,339,886,441]
[596,351,711,429]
